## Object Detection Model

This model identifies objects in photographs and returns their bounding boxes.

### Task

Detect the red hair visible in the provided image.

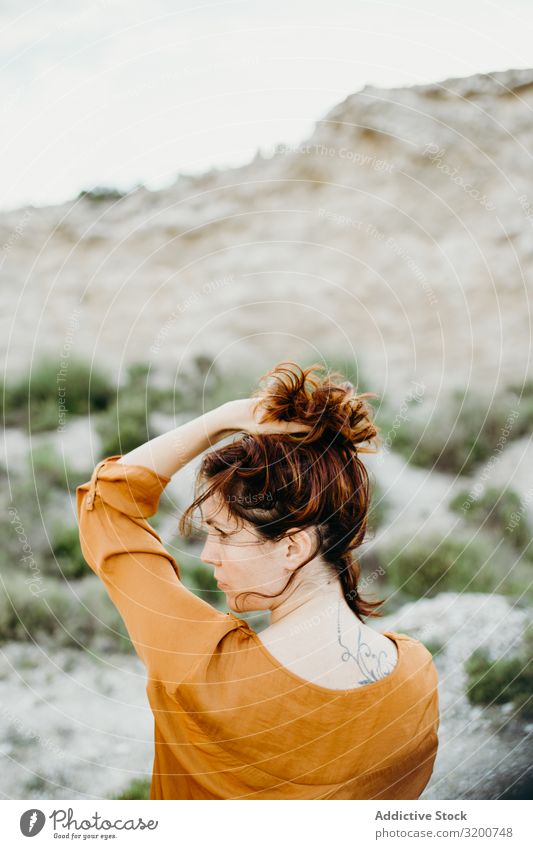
[179,361,385,622]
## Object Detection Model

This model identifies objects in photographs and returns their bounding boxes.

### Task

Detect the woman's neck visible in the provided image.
[268,577,347,628]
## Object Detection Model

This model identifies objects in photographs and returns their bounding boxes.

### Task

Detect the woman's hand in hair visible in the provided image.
[222,398,313,437]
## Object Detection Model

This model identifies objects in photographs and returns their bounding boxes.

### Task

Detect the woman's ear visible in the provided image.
[284,527,315,570]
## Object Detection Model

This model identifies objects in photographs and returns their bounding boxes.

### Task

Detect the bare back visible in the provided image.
[257,608,399,691]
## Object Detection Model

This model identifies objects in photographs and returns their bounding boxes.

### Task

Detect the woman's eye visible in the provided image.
[207,528,228,540]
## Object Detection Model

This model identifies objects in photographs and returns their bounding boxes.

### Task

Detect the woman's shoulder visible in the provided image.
[387,629,438,660]
[385,630,440,687]
[218,618,403,694]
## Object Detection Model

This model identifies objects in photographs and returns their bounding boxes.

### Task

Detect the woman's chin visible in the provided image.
[226,594,250,614]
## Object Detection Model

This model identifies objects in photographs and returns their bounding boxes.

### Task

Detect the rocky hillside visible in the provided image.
[2,67,533,406]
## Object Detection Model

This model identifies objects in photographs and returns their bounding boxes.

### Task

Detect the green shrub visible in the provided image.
[3,358,181,435]
[28,399,63,433]
[375,403,425,461]
[0,576,70,641]
[506,380,533,437]
[0,480,53,580]
[180,354,253,412]
[2,465,95,583]
[181,353,375,415]
[367,478,389,533]
[94,360,185,455]
[84,582,129,649]
[123,361,179,415]
[465,644,533,720]
[185,562,222,604]
[78,186,126,202]
[425,639,445,657]
[169,546,224,606]
[0,575,131,651]
[391,629,444,656]
[28,443,92,491]
[3,358,114,431]
[49,524,87,579]
[2,483,91,585]
[63,578,131,651]
[382,532,511,598]
[95,395,155,456]
[111,778,151,800]
[379,387,523,474]
[449,486,533,553]
[299,353,374,396]
[27,443,68,489]
[365,583,413,617]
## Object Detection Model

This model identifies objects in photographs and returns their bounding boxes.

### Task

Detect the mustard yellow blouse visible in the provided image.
[76,455,440,800]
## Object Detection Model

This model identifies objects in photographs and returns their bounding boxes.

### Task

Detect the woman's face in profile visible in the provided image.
[200,492,292,612]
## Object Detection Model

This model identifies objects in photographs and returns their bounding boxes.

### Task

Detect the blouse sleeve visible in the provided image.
[75,455,244,685]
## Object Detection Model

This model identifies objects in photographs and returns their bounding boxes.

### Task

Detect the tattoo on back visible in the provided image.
[337,599,396,685]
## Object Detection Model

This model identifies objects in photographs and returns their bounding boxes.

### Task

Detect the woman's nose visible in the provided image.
[200,536,217,566]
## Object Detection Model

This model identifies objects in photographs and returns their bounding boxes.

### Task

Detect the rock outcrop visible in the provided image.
[375,592,533,800]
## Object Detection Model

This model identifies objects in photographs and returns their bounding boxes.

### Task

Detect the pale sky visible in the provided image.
[1,0,532,212]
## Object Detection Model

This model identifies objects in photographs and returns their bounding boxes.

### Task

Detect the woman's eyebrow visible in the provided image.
[205,518,226,530]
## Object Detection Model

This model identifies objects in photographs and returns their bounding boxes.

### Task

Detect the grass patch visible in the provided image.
[110,777,151,800]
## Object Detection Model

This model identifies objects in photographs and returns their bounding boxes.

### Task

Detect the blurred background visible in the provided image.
[1,0,532,802]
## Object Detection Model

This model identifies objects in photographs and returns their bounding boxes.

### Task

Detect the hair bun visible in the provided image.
[254,361,381,453]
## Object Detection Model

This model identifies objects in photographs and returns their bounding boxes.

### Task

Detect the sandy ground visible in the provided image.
[0,641,152,800]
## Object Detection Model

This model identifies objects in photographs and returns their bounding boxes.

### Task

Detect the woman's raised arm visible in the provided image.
[115,401,240,478]
[115,397,311,479]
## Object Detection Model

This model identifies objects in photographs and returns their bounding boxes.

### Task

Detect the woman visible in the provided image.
[76,361,439,800]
